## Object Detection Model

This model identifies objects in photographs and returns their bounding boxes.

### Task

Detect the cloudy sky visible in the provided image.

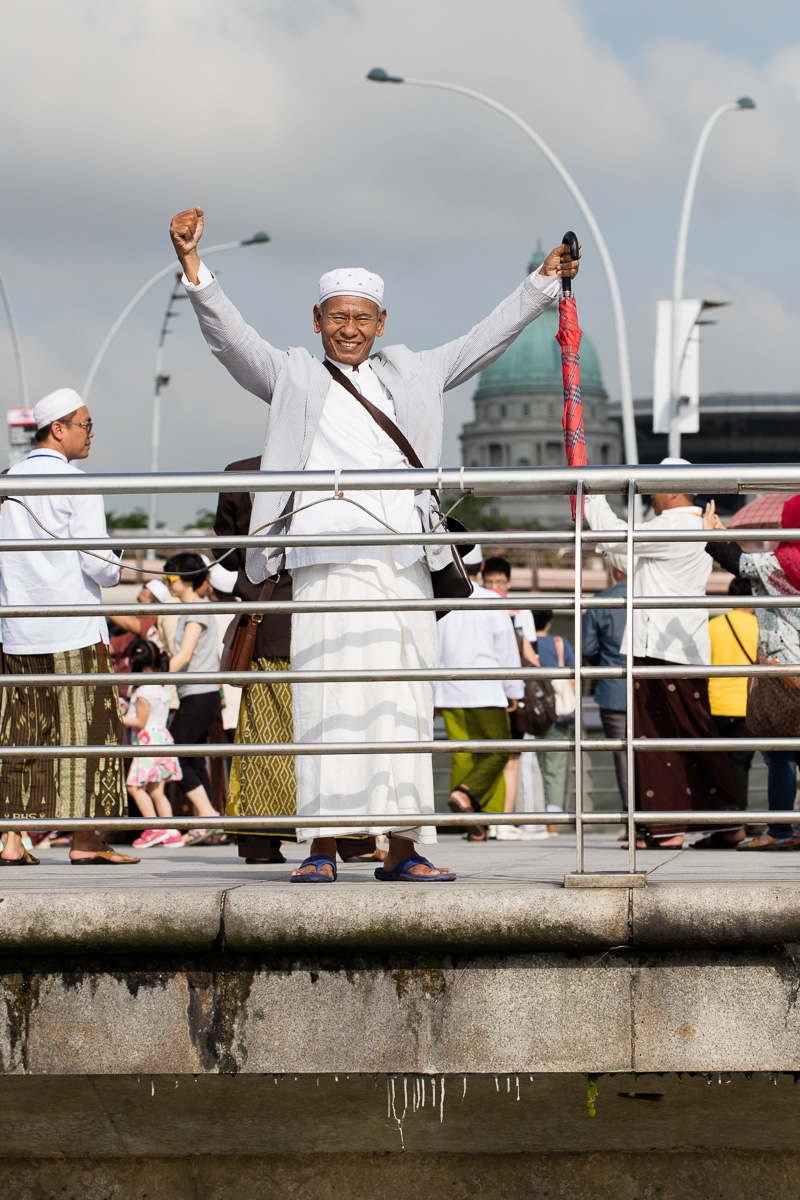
[0,0,798,524]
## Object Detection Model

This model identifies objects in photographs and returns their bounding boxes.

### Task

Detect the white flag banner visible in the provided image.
[653,299,703,434]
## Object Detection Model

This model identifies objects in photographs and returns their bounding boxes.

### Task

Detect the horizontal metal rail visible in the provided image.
[0,810,796,834]
[2,526,798,553]
[0,734,796,760]
[7,662,800,689]
[0,739,573,759]
[2,463,800,496]
[2,594,799,619]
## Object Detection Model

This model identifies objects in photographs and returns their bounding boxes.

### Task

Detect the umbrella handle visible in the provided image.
[561,230,579,297]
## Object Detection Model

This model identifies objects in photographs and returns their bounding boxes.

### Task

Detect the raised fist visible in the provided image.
[170,207,204,259]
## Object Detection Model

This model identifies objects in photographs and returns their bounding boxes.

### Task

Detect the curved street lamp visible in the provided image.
[82,231,270,404]
[0,269,29,408]
[367,67,639,467]
[668,97,755,457]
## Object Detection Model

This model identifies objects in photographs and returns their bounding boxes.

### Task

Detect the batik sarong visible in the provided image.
[0,642,125,821]
[227,656,296,819]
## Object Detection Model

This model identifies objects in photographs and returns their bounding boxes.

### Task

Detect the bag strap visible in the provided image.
[321,359,463,580]
[724,613,755,665]
[321,359,430,481]
[250,575,280,626]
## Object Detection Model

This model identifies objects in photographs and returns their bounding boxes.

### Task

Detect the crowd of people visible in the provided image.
[0,208,792,876]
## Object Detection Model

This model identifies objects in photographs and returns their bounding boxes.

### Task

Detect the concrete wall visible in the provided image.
[3,1073,800,1198]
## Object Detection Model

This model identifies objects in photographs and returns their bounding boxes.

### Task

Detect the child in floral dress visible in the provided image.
[122,639,183,848]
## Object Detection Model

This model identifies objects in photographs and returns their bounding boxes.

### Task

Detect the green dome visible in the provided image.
[475,252,606,400]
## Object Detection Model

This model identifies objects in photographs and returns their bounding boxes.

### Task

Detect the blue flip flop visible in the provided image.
[374,854,456,882]
[290,854,337,883]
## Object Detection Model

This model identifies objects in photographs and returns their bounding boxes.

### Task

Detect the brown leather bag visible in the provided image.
[745,652,800,737]
[321,360,473,616]
[220,576,279,684]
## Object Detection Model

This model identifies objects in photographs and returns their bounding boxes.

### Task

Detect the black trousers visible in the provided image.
[712,715,754,810]
[170,692,222,795]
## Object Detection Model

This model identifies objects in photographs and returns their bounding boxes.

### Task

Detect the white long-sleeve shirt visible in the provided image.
[583,494,711,665]
[435,583,524,709]
[287,359,426,570]
[183,260,560,571]
[0,449,120,654]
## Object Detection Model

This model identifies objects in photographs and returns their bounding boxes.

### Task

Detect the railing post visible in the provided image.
[565,478,645,889]
[626,479,638,878]
[573,480,585,875]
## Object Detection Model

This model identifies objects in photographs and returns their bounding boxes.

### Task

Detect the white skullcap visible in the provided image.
[200,554,211,567]
[209,563,238,594]
[143,579,170,604]
[659,456,692,466]
[318,268,384,308]
[33,387,83,430]
[462,544,483,566]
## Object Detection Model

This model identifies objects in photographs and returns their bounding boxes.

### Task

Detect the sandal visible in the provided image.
[375,855,456,882]
[290,855,337,883]
[0,849,39,866]
[448,786,482,838]
[737,835,798,852]
[182,829,215,846]
[69,849,140,865]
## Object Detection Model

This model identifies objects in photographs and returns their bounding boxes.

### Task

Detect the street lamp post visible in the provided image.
[367,67,639,468]
[147,273,186,546]
[0,269,29,408]
[668,97,755,459]
[82,231,269,404]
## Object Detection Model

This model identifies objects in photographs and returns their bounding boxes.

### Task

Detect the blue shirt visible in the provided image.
[581,581,627,712]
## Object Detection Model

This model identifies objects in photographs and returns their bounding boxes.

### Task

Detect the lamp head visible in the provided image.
[736,96,756,110]
[241,231,270,245]
[367,67,404,83]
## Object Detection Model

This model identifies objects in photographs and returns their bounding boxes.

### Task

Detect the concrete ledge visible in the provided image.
[632,883,800,947]
[223,884,631,952]
[2,883,800,955]
[0,889,224,952]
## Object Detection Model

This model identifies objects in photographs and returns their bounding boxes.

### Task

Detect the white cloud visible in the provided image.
[0,0,796,520]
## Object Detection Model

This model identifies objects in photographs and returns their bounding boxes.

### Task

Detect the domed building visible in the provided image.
[459,251,622,527]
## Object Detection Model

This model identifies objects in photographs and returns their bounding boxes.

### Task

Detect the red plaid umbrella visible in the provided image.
[555,231,586,520]
[727,493,794,529]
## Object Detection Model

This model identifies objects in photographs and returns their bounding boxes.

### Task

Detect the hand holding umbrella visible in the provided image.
[555,231,586,520]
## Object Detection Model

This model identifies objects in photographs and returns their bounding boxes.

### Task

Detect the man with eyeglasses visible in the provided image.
[0,388,138,866]
[170,205,578,883]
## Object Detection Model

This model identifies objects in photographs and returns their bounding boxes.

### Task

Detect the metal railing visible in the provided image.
[0,463,798,884]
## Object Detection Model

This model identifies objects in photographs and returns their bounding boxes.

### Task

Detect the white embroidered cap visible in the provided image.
[208,563,238,595]
[462,545,483,566]
[318,268,384,308]
[33,387,84,430]
[659,456,692,466]
[143,579,171,603]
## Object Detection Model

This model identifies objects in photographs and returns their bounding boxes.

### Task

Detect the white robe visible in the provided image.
[291,548,437,844]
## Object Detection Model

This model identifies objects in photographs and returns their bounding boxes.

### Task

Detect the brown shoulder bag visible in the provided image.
[220,575,281,684]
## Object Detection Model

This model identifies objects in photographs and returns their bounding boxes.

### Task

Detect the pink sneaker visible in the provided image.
[132,829,183,849]
[159,830,185,848]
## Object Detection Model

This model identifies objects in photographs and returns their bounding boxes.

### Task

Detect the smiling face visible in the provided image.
[313,295,387,367]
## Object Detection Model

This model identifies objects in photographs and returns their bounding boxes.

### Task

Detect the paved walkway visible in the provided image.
[2,833,800,890]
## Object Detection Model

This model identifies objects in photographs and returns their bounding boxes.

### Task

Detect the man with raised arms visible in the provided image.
[170,205,578,882]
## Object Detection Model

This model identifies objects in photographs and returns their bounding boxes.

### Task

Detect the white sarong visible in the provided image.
[291,548,437,843]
